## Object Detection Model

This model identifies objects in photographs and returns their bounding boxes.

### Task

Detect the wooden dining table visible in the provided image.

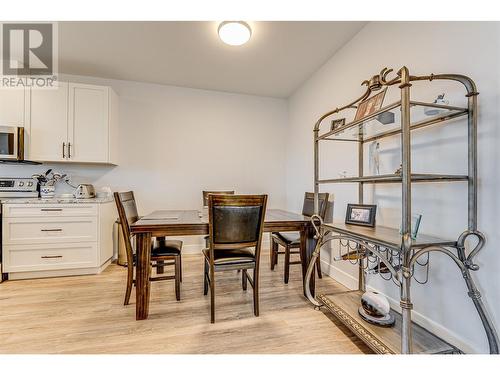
[130,209,317,320]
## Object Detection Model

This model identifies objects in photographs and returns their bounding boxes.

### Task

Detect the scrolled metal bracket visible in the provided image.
[304,217,326,309]
[409,231,499,354]
[310,214,323,239]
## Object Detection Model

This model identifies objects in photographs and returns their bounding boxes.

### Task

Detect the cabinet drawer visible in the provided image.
[2,204,97,218]
[3,216,98,245]
[3,243,98,272]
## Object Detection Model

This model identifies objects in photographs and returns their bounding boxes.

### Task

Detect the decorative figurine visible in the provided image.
[369,141,380,175]
[358,291,395,327]
[424,93,449,116]
[394,163,402,175]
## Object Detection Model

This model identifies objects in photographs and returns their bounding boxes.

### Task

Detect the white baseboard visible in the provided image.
[181,244,204,254]
[320,260,477,353]
[320,258,358,290]
[7,258,113,281]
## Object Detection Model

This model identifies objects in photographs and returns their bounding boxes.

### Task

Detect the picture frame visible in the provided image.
[354,88,387,121]
[345,204,377,227]
[330,118,346,132]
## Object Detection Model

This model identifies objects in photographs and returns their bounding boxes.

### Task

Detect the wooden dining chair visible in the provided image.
[203,194,268,323]
[270,192,329,283]
[202,190,235,247]
[114,191,183,305]
[202,190,235,207]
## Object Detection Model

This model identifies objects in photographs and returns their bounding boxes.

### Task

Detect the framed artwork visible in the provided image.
[330,118,346,132]
[345,204,377,227]
[354,88,387,121]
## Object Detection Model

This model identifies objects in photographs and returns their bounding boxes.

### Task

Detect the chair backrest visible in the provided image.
[114,191,139,266]
[202,190,235,208]
[208,194,267,257]
[302,192,329,219]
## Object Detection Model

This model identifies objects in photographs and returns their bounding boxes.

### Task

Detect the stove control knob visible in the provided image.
[27,181,33,187]
[18,181,24,187]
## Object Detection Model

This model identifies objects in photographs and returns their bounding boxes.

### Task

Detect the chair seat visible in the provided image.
[132,240,182,262]
[152,240,182,256]
[202,248,255,265]
[272,232,300,245]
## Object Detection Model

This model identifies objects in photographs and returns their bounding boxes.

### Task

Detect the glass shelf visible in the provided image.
[318,173,469,185]
[319,101,468,142]
[322,221,458,250]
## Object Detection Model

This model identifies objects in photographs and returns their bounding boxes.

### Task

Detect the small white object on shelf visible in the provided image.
[424,93,449,116]
[359,291,395,327]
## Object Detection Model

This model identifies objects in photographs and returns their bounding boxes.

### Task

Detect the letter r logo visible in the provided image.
[2,23,53,75]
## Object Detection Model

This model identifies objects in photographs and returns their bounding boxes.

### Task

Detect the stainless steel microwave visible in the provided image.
[0,126,25,160]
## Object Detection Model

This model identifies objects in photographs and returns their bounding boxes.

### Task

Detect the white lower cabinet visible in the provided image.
[2,201,116,280]
[5,243,98,273]
[4,216,98,245]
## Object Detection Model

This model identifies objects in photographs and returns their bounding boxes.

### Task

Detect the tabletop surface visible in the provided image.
[323,221,457,249]
[130,208,310,233]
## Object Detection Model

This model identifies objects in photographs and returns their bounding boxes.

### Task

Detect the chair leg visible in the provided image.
[242,269,248,291]
[270,236,278,270]
[316,253,323,279]
[124,263,134,305]
[210,266,215,323]
[270,234,274,270]
[174,256,181,301]
[179,253,183,282]
[284,244,291,284]
[156,260,165,274]
[253,268,259,317]
[203,259,209,295]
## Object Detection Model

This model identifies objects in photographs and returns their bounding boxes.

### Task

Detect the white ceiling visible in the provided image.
[59,21,366,98]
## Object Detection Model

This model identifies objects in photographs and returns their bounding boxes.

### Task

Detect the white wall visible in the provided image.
[1,75,288,250]
[286,22,500,353]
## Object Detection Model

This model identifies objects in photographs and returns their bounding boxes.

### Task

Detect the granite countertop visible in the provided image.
[1,196,114,204]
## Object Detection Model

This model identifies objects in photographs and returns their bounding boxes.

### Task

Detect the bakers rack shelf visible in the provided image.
[303,66,499,354]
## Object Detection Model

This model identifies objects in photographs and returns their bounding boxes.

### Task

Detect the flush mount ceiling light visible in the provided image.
[218,21,252,46]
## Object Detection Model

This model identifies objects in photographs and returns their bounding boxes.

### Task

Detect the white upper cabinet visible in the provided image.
[29,82,69,162]
[27,81,118,164]
[0,87,26,126]
[68,83,109,163]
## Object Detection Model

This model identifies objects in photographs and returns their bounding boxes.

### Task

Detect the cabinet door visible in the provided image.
[0,87,25,126]
[68,83,109,162]
[29,82,69,161]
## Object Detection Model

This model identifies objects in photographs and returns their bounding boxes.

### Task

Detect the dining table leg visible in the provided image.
[136,232,152,320]
[300,225,315,298]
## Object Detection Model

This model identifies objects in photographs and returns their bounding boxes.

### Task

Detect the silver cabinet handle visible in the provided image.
[40,208,63,212]
[41,255,63,259]
[63,142,66,158]
[68,142,72,158]
[41,228,62,232]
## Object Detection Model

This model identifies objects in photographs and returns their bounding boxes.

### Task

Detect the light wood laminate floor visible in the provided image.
[0,249,371,354]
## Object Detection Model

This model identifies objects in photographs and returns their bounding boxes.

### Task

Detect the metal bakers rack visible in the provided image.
[303,66,499,354]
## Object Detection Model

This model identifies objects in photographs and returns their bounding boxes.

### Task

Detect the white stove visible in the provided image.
[0,177,39,199]
[0,177,39,282]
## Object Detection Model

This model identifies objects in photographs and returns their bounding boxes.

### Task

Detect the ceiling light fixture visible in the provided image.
[218,21,251,46]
